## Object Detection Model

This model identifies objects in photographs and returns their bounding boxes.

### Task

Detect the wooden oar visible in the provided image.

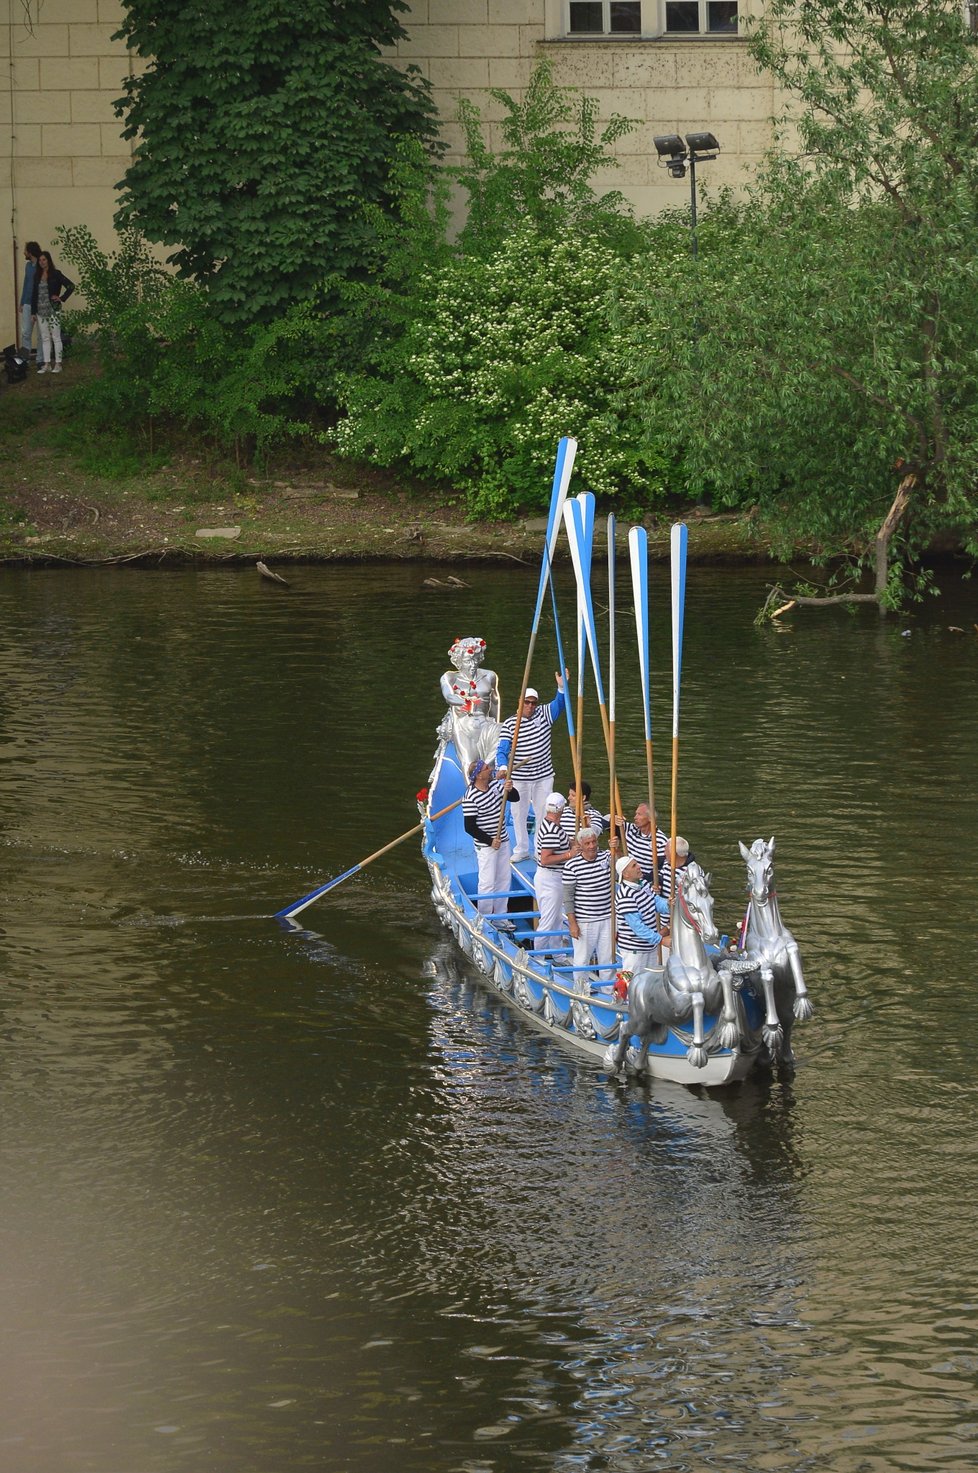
[495,436,577,842]
[274,796,463,920]
[669,522,689,923]
[574,491,594,828]
[629,525,659,894]
[547,545,581,816]
[607,513,619,940]
[562,495,626,839]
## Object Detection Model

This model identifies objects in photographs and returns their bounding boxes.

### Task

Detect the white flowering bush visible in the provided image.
[333,225,686,517]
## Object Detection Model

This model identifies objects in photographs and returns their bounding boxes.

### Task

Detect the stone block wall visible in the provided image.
[2,0,132,345]
[2,0,780,345]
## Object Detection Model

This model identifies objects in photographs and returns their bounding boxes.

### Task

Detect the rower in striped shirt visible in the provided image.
[657,836,692,906]
[533,792,580,953]
[559,778,606,839]
[615,855,670,975]
[614,802,668,884]
[562,827,619,990]
[462,758,521,929]
[495,670,568,861]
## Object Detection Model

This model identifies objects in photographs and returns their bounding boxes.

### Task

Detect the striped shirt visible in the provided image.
[463,779,513,849]
[562,850,612,922]
[621,822,668,880]
[535,816,573,865]
[616,880,669,950]
[495,692,564,780]
[559,802,605,839]
[657,858,690,903]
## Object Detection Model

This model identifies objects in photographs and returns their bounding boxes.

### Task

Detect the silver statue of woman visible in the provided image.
[438,636,501,770]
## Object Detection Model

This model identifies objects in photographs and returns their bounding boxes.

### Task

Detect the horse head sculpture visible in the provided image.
[738,836,814,1070]
[605,862,740,1075]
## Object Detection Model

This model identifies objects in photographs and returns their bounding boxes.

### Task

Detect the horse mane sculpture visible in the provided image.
[739,837,814,1069]
[605,862,741,1075]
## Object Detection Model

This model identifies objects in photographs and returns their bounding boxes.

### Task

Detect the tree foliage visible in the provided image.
[112,0,439,328]
[644,0,978,605]
[329,61,677,517]
[454,57,640,257]
[57,225,311,459]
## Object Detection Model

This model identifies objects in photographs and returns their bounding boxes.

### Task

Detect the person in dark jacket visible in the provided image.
[463,758,520,928]
[20,241,41,362]
[31,250,75,374]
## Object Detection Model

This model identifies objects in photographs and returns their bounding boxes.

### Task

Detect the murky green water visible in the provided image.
[0,562,976,1472]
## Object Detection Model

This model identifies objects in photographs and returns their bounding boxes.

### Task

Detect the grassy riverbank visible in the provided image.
[0,360,771,568]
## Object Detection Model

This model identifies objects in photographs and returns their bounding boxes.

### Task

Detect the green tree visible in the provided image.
[113,0,440,328]
[646,0,978,611]
[454,57,639,257]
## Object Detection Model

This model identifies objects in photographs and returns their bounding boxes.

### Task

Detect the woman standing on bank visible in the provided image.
[31,249,75,374]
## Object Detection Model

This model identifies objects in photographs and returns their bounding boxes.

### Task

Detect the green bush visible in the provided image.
[333,224,685,517]
[56,225,313,460]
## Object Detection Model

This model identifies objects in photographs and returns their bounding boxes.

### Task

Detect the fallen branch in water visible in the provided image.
[257,560,290,586]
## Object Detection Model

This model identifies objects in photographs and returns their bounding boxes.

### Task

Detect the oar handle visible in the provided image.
[275,795,463,919]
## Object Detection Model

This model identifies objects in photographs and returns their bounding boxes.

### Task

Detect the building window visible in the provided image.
[664,0,739,33]
[564,0,738,35]
[569,0,642,32]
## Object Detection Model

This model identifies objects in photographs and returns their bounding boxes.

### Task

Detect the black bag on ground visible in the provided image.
[3,345,28,384]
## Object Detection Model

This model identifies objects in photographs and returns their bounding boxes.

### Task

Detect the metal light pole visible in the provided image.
[653,132,721,257]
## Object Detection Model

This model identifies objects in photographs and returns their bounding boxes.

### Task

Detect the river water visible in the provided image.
[0,561,976,1473]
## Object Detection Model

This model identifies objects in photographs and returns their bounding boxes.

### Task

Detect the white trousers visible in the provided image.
[475,840,513,918]
[533,866,565,952]
[37,314,63,366]
[619,946,660,975]
[571,919,613,990]
[510,771,554,858]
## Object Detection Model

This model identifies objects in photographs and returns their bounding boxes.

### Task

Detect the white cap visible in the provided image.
[524,688,539,700]
[545,793,566,811]
[616,855,636,879]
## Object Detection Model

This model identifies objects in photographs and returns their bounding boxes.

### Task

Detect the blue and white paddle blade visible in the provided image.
[531,436,578,629]
[670,522,688,738]
[575,491,596,681]
[607,514,617,724]
[629,525,651,743]
[563,493,606,707]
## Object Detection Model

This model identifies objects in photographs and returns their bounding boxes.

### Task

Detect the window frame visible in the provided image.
[563,0,741,38]
[663,0,740,36]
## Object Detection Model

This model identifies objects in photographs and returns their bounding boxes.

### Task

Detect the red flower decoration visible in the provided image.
[416,787,429,804]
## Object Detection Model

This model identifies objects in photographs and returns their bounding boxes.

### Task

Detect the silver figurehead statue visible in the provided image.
[739,836,814,1069]
[438,636,501,770]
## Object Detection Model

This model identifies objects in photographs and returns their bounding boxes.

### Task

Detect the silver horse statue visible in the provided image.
[606,862,741,1075]
[739,837,814,1068]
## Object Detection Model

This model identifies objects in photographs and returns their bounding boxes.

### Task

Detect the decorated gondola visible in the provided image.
[416,439,813,1084]
[276,438,813,1084]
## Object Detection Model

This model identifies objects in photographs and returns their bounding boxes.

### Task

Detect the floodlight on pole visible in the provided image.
[653,130,721,256]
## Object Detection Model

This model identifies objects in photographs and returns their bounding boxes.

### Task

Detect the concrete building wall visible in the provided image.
[2,0,779,347]
[2,0,133,346]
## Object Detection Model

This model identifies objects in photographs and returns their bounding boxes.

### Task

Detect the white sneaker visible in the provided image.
[37,364,49,374]
[511,850,530,862]
[52,363,62,374]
